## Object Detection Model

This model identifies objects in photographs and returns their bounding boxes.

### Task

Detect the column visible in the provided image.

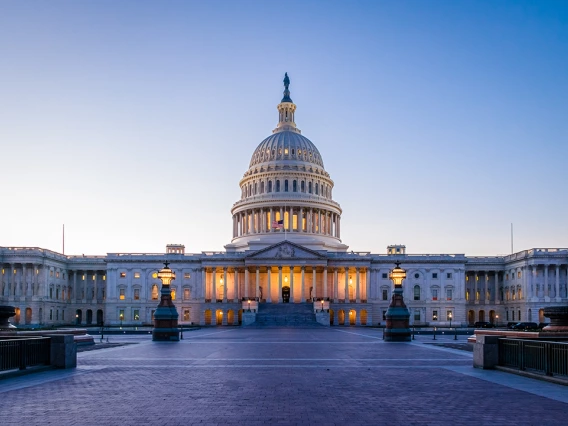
[255,267,260,300]
[280,207,283,229]
[299,208,304,232]
[278,266,283,303]
[267,267,272,303]
[201,267,207,301]
[333,268,339,302]
[555,265,560,299]
[312,267,317,300]
[223,267,228,303]
[356,267,360,303]
[22,264,28,297]
[323,267,328,299]
[494,272,499,302]
[366,268,370,302]
[32,264,38,296]
[344,267,349,301]
[474,272,478,301]
[318,210,322,234]
[300,267,305,302]
[244,268,249,299]
[233,268,239,302]
[93,272,98,302]
[337,216,340,238]
[82,271,87,302]
[269,208,274,232]
[544,265,549,297]
[290,266,294,303]
[212,268,217,302]
[484,272,488,301]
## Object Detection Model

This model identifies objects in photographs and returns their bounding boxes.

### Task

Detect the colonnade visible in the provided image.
[233,207,340,238]
[202,266,368,303]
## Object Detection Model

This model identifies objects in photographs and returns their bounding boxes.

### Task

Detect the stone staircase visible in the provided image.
[253,303,321,327]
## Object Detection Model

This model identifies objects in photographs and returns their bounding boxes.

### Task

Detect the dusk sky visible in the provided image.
[1,0,567,256]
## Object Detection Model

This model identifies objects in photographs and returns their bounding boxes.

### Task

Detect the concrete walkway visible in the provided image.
[1,328,566,425]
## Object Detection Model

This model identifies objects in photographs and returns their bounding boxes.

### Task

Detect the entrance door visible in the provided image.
[282,286,290,303]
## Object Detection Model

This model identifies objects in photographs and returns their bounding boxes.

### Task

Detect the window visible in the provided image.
[293,180,297,192]
[56,272,60,278]
[56,310,59,320]
[268,181,272,192]
[119,288,125,300]
[512,311,515,321]
[446,289,452,300]
[413,285,420,301]
[183,309,190,321]
[506,273,509,280]
[301,181,305,192]
[382,289,388,301]
[382,310,387,321]
[56,289,59,299]
[171,289,176,300]
[414,310,420,321]
[50,270,54,277]
[432,310,438,321]
[276,180,281,192]
[447,273,452,279]
[49,288,53,299]
[63,273,65,279]
[414,273,419,279]
[103,275,106,281]
[120,272,126,278]
[50,309,53,320]
[315,183,319,195]
[134,272,140,279]
[382,273,388,279]
[133,310,140,321]
[284,180,289,192]
[446,311,453,321]
[134,289,140,300]
[432,273,438,279]
[184,288,190,300]
[466,290,470,301]
[432,289,438,301]
[119,309,125,322]
[308,182,312,193]
[517,271,521,279]
[184,272,191,279]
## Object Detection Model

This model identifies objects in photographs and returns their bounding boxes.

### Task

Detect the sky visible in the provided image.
[1,0,567,256]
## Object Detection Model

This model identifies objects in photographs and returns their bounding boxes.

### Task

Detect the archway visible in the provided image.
[467,310,474,325]
[97,309,104,326]
[478,310,485,322]
[349,310,356,325]
[25,307,32,325]
[14,308,20,325]
[538,308,545,324]
[204,309,212,325]
[360,309,368,326]
[86,309,93,325]
[75,309,82,325]
[489,310,495,324]
[329,309,334,325]
[227,309,235,325]
[216,309,223,325]
[282,286,290,303]
[238,309,243,325]
[338,309,345,325]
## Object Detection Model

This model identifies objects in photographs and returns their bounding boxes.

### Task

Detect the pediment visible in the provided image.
[245,241,326,260]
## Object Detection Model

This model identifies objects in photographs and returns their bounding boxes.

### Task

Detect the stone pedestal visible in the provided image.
[47,334,77,368]
[473,335,499,369]
[315,311,330,326]
[384,289,411,342]
[241,311,256,326]
[152,285,179,342]
[543,306,568,332]
[0,305,16,329]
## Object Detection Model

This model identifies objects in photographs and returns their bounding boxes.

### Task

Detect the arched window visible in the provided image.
[171,288,176,300]
[293,180,297,192]
[301,181,305,192]
[413,285,420,300]
[284,180,289,192]
[151,285,159,300]
[268,181,272,193]
[276,180,280,192]
[260,181,265,193]
[315,183,319,195]
[308,182,312,193]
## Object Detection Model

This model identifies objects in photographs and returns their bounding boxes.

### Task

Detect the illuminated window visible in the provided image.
[133,310,140,321]
[446,310,453,321]
[171,289,176,300]
[103,275,106,281]
[56,272,60,278]
[183,309,190,321]
[184,273,190,279]
[134,272,141,279]
[134,289,140,300]
[119,309,125,321]
[119,288,125,300]
[1,269,4,274]
[152,285,159,300]
[466,290,470,301]
[184,288,190,300]
[82,275,85,280]
[284,148,289,155]
[517,271,521,279]
[120,272,126,278]
[432,310,438,321]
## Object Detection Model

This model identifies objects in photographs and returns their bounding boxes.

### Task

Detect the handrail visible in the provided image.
[498,338,568,378]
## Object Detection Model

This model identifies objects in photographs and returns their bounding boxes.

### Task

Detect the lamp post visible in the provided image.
[449,311,452,328]
[152,261,180,342]
[248,300,251,312]
[384,261,411,342]
[495,314,499,327]
[321,299,324,312]
[119,313,124,328]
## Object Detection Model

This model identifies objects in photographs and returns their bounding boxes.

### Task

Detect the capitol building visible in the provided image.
[1,75,567,328]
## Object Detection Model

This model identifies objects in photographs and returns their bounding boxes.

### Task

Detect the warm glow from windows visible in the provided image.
[171,289,176,299]
[103,275,106,280]
[152,272,158,279]
[120,272,126,278]
[134,272,141,279]
[119,295,125,300]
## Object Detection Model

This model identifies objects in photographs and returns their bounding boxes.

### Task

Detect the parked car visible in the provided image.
[510,322,540,331]
[473,321,495,328]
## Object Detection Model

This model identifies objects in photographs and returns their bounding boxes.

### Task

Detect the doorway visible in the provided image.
[282,286,290,303]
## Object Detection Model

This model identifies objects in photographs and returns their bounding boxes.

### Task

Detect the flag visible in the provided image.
[272,220,284,229]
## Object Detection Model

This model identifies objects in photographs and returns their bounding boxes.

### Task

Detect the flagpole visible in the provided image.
[62,224,65,255]
[511,223,513,254]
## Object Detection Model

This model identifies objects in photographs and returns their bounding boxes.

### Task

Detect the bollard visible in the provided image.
[433,327,436,340]
[454,327,457,340]
[412,326,415,340]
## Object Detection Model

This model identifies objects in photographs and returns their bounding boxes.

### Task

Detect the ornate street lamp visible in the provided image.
[384,261,411,342]
[152,261,180,341]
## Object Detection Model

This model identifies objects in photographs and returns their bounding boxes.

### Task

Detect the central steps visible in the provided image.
[253,303,321,327]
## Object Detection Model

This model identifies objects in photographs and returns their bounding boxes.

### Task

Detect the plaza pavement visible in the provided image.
[1,328,567,425]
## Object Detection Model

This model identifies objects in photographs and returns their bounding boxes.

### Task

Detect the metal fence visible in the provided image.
[0,337,51,372]
[498,338,568,377]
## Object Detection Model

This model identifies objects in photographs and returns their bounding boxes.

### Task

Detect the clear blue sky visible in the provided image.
[1,0,567,256]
